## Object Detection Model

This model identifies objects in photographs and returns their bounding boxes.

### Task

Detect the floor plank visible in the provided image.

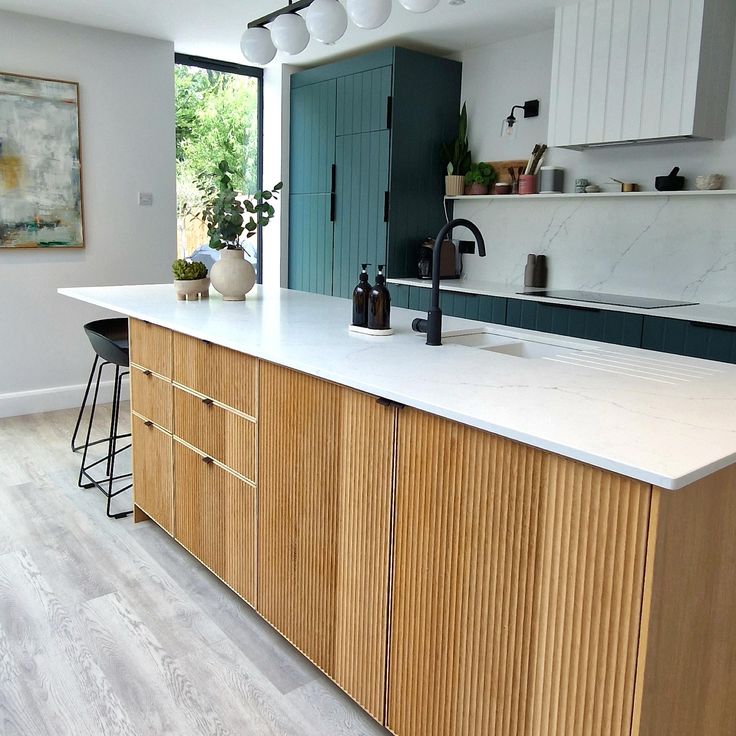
[0,407,390,736]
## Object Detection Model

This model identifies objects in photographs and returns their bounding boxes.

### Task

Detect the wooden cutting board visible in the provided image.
[486,159,529,183]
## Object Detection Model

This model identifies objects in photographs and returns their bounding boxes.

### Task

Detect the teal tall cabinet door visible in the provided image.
[332,130,390,297]
[289,80,336,294]
[288,47,462,297]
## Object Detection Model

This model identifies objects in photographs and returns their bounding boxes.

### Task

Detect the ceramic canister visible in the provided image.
[539,167,565,193]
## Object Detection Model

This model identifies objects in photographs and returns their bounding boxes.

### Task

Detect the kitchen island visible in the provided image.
[60,284,736,736]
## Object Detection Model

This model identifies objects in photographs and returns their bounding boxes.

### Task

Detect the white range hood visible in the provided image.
[547,0,736,149]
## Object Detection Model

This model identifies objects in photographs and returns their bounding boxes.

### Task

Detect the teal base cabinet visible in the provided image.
[642,317,736,363]
[506,299,644,347]
[288,47,462,298]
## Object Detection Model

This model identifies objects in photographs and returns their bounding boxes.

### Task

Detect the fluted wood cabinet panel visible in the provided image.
[129,319,172,378]
[131,414,173,535]
[130,366,173,431]
[388,408,651,736]
[173,333,257,417]
[633,465,736,736]
[173,388,256,482]
[173,440,256,605]
[258,362,394,721]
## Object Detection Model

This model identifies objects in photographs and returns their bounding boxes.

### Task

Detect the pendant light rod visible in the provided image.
[248,0,316,29]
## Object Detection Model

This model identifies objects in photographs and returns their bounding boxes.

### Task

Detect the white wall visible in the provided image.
[454,27,736,305]
[0,11,176,417]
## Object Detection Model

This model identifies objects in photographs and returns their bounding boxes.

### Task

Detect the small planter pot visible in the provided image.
[464,182,490,196]
[445,175,465,197]
[174,277,210,301]
[210,248,256,301]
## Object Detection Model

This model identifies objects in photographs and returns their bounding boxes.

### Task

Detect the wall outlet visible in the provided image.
[138,192,153,206]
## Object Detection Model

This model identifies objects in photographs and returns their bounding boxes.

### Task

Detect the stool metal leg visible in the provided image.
[71,355,99,452]
[77,363,133,519]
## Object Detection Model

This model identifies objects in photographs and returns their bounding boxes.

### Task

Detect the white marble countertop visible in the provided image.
[388,276,736,327]
[59,284,736,490]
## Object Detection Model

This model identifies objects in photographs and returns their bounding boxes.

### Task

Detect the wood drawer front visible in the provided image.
[173,387,256,482]
[173,440,256,605]
[129,319,172,378]
[172,332,257,416]
[131,366,172,431]
[131,414,173,535]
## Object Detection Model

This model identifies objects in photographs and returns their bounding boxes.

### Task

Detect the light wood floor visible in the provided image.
[0,405,390,736]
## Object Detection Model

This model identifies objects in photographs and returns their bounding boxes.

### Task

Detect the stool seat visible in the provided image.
[84,318,129,368]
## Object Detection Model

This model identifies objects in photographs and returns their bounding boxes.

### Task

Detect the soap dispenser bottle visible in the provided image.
[368,265,391,330]
[352,263,372,327]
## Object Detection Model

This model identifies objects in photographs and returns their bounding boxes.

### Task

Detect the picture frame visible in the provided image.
[0,71,84,249]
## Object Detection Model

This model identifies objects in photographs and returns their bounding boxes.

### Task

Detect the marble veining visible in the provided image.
[59,284,736,491]
[453,195,736,306]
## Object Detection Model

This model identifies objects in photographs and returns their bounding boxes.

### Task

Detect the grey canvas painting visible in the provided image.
[0,72,83,248]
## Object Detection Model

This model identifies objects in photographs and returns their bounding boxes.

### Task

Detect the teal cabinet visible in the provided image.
[332,130,390,297]
[506,299,644,347]
[289,47,462,297]
[642,317,736,363]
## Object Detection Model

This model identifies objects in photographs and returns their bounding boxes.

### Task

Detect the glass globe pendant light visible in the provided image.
[398,0,440,12]
[270,12,310,55]
[240,27,277,65]
[306,0,348,45]
[346,0,392,29]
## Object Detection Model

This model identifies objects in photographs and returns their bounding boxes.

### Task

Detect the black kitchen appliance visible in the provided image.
[418,237,462,279]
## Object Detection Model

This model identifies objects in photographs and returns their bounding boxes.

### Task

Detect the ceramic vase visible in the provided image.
[210,248,256,301]
[464,182,489,195]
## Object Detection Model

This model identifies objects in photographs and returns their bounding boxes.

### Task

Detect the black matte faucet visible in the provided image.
[412,219,487,346]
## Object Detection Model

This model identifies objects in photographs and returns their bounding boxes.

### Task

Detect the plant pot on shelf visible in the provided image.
[445,175,465,197]
[174,277,210,301]
[210,248,256,301]
[464,182,489,196]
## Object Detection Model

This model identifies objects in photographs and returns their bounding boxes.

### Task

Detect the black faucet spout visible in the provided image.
[411,218,487,346]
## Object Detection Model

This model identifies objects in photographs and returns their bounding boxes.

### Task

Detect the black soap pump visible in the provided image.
[368,265,391,330]
[352,263,372,327]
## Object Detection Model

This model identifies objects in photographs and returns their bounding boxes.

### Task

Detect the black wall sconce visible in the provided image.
[505,99,540,130]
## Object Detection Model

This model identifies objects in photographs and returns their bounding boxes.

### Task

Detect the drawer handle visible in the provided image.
[202,456,214,465]
[143,369,152,376]
[144,420,153,427]
[689,320,736,333]
[201,397,214,406]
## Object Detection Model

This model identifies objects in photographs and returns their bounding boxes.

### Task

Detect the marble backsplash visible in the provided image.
[454,195,736,306]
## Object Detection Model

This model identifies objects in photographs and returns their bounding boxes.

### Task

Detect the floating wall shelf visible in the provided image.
[445,190,736,201]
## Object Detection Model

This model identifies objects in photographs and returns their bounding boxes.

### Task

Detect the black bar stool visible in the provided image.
[72,318,133,519]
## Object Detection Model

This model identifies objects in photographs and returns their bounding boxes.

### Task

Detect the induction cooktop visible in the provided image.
[516,289,698,309]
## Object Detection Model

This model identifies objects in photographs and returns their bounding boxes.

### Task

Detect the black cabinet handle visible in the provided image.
[202,456,214,465]
[689,321,736,333]
[330,163,336,222]
[550,303,601,314]
[201,397,214,406]
[143,369,152,376]
[377,396,405,410]
[384,191,390,223]
[144,420,153,427]
[386,96,393,129]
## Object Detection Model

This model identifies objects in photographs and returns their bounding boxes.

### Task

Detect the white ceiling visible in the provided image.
[0,0,567,67]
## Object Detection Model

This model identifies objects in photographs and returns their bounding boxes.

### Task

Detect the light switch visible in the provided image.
[138,192,154,206]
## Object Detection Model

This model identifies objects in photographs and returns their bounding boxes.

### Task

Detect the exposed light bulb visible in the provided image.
[270,13,310,55]
[346,0,392,30]
[240,27,277,65]
[306,0,348,44]
[398,0,440,12]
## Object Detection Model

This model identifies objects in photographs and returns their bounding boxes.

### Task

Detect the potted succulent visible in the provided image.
[464,162,496,196]
[172,259,209,301]
[186,160,283,301]
[442,102,472,196]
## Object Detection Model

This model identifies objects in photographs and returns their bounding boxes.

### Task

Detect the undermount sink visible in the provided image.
[441,330,584,360]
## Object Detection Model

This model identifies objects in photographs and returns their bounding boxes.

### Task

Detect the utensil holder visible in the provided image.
[519,174,538,195]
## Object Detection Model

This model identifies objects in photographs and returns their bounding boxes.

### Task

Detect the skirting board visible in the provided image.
[0,379,130,419]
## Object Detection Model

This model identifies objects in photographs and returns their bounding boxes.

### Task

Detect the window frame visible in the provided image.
[174,53,265,283]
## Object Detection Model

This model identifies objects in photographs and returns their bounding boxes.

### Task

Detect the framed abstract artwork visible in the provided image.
[0,71,83,249]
